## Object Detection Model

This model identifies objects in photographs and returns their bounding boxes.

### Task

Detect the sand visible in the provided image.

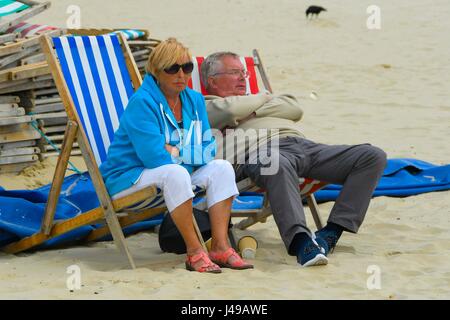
[0,0,449,299]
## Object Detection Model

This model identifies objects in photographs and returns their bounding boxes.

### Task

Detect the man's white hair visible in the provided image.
[200,51,240,89]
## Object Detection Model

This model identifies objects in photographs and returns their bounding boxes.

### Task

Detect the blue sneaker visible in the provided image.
[313,235,330,256]
[296,237,328,267]
[315,229,339,254]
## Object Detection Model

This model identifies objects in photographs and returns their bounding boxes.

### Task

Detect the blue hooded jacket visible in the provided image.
[100,74,216,196]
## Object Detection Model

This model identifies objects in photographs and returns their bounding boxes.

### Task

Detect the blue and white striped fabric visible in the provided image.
[114,29,145,40]
[54,35,135,166]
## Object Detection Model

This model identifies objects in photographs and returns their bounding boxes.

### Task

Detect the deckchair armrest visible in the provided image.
[112,185,158,211]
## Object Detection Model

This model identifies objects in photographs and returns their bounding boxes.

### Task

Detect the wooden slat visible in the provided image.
[0,77,28,89]
[44,134,65,141]
[253,49,273,93]
[0,103,18,112]
[40,149,81,158]
[0,79,54,94]
[21,53,45,65]
[0,161,37,174]
[118,32,142,90]
[0,33,19,45]
[0,125,40,143]
[44,142,79,150]
[0,107,24,117]
[41,125,66,133]
[33,111,67,120]
[31,102,64,114]
[0,115,33,126]
[111,186,157,211]
[0,45,40,69]
[29,87,58,98]
[32,96,61,105]
[2,206,105,254]
[306,194,324,230]
[128,40,160,46]
[0,95,20,104]
[11,62,50,81]
[34,74,53,81]
[0,37,37,57]
[0,154,38,164]
[234,207,273,230]
[0,140,36,150]
[131,49,150,58]
[0,146,40,157]
[85,207,166,242]
[41,121,78,234]
[40,35,77,120]
[39,117,68,127]
[77,131,136,269]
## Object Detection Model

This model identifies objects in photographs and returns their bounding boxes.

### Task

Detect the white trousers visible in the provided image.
[112,159,239,212]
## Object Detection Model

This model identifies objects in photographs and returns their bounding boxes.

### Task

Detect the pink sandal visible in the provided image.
[209,248,254,270]
[185,251,222,273]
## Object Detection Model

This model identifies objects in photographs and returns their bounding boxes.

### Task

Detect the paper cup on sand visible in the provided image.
[238,236,258,259]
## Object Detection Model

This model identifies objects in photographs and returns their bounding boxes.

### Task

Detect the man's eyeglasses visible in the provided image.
[164,62,194,75]
[212,69,250,79]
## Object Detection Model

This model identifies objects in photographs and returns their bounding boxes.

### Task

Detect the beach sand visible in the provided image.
[0,0,449,299]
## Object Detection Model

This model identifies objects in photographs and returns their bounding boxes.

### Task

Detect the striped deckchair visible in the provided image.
[0,0,51,34]
[0,33,206,269]
[114,29,146,40]
[189,50,328,231]
[6,21,58,37]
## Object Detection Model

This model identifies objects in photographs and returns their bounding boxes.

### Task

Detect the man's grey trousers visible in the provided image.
[236,136,387,255]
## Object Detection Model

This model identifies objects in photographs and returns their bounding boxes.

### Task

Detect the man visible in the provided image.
[201,51,387,267]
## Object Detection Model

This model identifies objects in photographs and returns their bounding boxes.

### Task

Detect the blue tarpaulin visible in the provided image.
[314,158,450,202]
[0,173,164,248]
[0,158,449,248]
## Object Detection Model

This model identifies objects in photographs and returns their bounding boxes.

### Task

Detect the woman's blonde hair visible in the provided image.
[145,38,192,79]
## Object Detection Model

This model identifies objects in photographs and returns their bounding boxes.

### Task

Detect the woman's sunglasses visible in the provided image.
[164,62,194,75]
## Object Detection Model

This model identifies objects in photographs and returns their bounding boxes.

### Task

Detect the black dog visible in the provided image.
[306,5,327,18]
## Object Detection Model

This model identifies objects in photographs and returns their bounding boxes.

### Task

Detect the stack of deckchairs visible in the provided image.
[0,1,160,173]
[0,0,54,173]
[129,38,160,76]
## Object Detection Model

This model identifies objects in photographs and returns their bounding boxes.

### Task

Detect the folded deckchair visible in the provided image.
[189,50,328,230]
[5,21,58,37]
[0,0,50,34]
[1,33,206,269]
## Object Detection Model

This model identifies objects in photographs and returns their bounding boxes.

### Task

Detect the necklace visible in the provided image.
[169,96,182,121]
[169,96,179,113]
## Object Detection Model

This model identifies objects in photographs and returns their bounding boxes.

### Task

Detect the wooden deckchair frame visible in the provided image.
[1,33,206,269]
[0,1,51,34]
[230,49,325,231]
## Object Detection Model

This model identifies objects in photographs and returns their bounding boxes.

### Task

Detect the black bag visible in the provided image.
[158,208,231,254]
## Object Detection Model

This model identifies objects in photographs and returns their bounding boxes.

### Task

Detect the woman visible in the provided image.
[100,38,253,273]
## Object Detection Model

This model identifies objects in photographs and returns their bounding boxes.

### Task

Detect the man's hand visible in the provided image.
[165,144,180,158]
